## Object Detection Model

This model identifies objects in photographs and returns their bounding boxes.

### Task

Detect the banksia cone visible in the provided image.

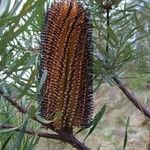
[39,0,93,132]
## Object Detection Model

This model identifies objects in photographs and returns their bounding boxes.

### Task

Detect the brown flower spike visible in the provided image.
[40,0,93,132]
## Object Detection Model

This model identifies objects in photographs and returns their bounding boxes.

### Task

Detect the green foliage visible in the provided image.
[0,0,149,149]
[83,0,150,87]
[0,0,46,149]
[84,105,106,141]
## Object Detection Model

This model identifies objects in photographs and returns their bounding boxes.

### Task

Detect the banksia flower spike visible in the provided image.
[39,0,93,132]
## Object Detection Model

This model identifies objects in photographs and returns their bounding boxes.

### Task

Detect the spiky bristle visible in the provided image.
[39,0,93,131]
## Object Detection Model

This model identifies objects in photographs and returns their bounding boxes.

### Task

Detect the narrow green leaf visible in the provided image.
[0,50,14,71]
[0,125,21,134]
[9,0,23,16]
[5,53,30,79]
[19,1,33,16]
[123,117,130,150]
[111,0,122,7]
[1,132,15,150]
[112,14,131,25]
[0,6,37,46]
[103,34,116,48]
[117,16,134,31]
[0,0,11,17]
[134,13,143,31]
[16,69,37,99]
[0,111,18,127]
[94,40,107,56]
[75,121,93,135]
[0,15,19,27]
[107,26,118,45]
[36,69,47,95]
[12,118,29,150]
[26,136,40,150]
[28,105,36,118]
[22,136,33,150]
[121,35,147,52]
[84,105,106,141]
[121,26,140,45]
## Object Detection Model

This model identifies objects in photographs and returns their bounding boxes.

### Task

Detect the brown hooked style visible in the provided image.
[39,0,93,132]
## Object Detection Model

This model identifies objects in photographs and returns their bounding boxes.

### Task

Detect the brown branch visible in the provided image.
[0,89,40,124]
[0,90,27,113]
[113,77,150,119]
[0,89,57,128]
[0,89,90,150]
[1,125,90,150]
[1,124,60,139]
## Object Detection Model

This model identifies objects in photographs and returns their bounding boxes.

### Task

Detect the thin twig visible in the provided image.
[1,124,60,139]
[113,77,150,119]
[0,90,38,123]
[0,90,27,113]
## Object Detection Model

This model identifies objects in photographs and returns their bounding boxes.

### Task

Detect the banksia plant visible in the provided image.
[39,0,93,132]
